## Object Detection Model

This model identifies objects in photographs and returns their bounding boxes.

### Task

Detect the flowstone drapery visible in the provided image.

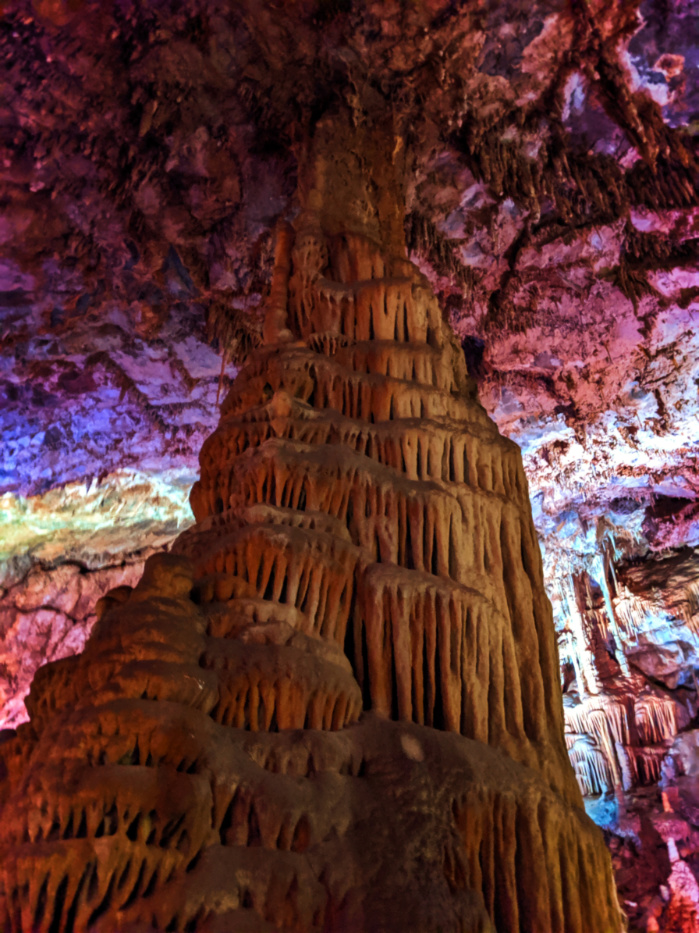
[0,113,623,932]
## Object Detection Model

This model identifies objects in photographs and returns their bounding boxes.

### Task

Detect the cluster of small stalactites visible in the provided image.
[565,692,684,795]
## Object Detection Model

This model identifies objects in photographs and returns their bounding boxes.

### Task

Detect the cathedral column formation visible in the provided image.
[0,108,623,932]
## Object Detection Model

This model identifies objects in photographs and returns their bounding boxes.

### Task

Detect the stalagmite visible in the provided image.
[0,110,623,932]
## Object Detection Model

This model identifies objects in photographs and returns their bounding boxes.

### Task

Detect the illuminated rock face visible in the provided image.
[0,114,622,932]
[551,551,699,801]
[1,0,697,831]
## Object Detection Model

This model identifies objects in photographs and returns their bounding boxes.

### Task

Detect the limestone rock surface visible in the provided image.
[0,112,622,932]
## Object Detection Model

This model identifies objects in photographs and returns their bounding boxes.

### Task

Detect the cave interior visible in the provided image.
[1,0,699,930]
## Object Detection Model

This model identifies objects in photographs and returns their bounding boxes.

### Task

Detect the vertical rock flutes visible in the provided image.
[0,111,624,932]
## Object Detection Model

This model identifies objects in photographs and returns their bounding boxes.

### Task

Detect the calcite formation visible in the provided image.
[0,113,623,932]
[550,548,699,808]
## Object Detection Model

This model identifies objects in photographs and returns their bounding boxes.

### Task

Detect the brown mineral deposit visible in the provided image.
[0,108,623,932]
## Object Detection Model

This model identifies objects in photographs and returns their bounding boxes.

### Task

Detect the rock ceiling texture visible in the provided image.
[0,0,697,928]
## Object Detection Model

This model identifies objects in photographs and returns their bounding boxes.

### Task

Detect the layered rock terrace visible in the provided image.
[0,115,623,932]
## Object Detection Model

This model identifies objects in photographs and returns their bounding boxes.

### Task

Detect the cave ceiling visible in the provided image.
[1,0,698,788]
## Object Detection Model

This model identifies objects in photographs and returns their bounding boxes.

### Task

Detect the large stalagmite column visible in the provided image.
[0,108,623,932]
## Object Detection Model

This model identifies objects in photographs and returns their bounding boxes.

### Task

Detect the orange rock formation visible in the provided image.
[0,111,623,932]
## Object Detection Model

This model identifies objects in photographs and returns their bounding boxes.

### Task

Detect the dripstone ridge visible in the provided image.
[0,110,623,933]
